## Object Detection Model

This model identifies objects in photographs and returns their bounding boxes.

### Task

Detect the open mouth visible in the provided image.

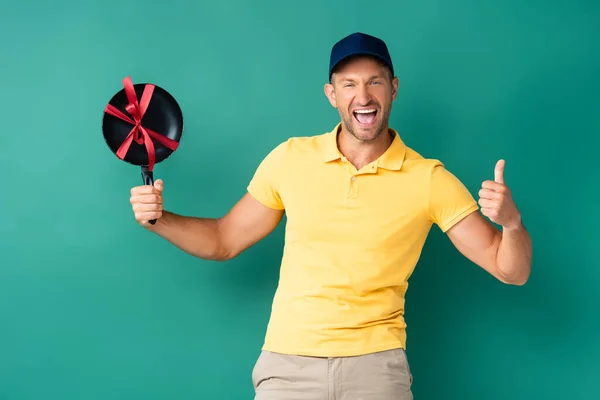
[353,108,378,127]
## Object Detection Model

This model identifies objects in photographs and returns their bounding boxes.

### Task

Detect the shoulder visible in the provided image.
[404,147,474,200]
[401,145,445,176]
[262,131,330,161]
[399,144,469,193]
[281,132,329,152]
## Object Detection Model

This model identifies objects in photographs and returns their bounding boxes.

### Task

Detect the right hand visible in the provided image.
[130,179,164,226]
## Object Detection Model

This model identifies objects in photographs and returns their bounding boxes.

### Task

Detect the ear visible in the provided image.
[391,76,399,101]
[324,82,337,108]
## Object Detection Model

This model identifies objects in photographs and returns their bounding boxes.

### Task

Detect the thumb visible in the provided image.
[154,179,164,192]
[494,159,505,184]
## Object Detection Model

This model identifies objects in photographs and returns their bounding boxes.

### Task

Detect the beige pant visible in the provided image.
[252,348,413,400]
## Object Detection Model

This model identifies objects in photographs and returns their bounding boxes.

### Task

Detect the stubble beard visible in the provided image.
[340,106,391,143]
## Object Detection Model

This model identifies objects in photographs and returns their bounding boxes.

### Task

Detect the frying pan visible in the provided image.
[102,76,184,224]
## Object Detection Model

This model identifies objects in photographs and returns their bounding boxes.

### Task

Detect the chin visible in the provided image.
[341,114,386,142]
[352,123,384,142]
[355,132,379,142]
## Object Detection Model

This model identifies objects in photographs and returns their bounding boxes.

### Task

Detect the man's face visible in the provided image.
[324,56,398,142]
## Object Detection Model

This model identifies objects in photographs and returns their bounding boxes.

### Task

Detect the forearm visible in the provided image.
[147,211,227,261]
[495,221,532,285]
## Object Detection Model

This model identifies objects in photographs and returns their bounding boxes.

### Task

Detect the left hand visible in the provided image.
[478,160,522,230]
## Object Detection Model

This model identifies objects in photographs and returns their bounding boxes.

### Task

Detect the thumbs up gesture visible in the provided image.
[478,160,522,230]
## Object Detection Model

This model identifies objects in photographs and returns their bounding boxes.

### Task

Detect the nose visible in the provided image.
[356,84,371,105]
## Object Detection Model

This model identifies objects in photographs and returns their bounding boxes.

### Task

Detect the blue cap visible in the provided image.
[329,32,394,80]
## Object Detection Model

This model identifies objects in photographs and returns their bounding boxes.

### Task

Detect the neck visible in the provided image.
[337,125,393,170]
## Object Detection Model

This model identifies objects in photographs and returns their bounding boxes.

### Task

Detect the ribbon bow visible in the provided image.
[104,76,179,171]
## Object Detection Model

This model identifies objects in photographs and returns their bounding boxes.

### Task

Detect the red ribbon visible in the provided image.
[104,76,179,171]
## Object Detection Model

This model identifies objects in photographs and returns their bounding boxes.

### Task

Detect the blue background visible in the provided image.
[1,0,598,398]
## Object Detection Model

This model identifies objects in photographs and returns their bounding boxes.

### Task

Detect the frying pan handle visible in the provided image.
[141,166,157,225]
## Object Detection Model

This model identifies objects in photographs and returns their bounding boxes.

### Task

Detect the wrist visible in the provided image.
[503,215,523,232]
[145,211,170,231]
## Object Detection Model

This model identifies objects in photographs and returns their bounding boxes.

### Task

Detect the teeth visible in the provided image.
[354,109,376,114]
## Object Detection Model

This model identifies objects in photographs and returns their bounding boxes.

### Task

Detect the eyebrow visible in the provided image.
[338,74,385,82]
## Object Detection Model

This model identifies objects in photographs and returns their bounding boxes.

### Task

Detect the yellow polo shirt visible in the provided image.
[247,123,479,357]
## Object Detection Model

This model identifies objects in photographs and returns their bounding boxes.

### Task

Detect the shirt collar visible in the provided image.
[322,123,406,171]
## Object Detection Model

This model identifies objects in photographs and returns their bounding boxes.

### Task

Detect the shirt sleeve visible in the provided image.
[428,161,479,232]
[246,141,287,210]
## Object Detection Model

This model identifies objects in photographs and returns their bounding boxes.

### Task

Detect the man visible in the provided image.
[129,32,532,399]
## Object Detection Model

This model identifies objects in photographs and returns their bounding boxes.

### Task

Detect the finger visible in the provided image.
[133,203,163,213]
[154,179,164,192]
[478,198,498,208]
[494,159,505,184]
[480,207,497,219]
[481,180,507,192]
[478,188,502,200]
[130,193,163,204]
[131,185,159,196]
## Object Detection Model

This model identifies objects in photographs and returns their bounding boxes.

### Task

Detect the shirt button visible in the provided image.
[351,176,356,181]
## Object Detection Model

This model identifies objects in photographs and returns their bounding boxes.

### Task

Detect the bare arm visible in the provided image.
[131,180,284,261]
[445,159,532,285]
[446,212,532,285]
